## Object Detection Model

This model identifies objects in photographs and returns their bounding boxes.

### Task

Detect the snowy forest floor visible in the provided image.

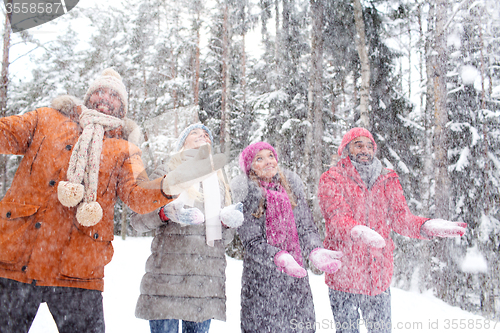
[28,237,500,333]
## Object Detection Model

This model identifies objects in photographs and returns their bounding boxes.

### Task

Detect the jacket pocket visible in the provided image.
[59,226,114,281]
[0,202,40,264]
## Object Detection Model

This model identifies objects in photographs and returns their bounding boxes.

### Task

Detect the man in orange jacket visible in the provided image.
[318,127,467,333]
[0,69,186,333]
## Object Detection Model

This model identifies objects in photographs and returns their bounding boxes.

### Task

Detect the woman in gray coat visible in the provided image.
[131,124,243,333]
[232,142,343,333]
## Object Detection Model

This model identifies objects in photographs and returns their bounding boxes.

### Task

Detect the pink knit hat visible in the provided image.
[239,142,278,174]
[338,127,377,156]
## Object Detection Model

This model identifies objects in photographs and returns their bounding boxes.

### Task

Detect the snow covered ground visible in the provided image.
[28,237,500,333]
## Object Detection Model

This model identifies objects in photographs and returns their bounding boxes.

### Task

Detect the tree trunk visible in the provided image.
[407,11,411,99]
[477,8,495,316]
[419,1,435,293]
[171,49,179,135]
[241,0,247,112]
[275,0,280,72]
[433,0,449,221]
[1,8,11,198]
[193,10,201,123]
[242,33,246,109]
[432,0,453,303]
[121,204,127,240]
[220,0,230,154]
[417,3,424,114]
[307,0,325,238]
[352,0,370,128]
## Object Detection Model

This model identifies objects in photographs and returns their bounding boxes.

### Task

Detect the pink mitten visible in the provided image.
[351,225,386,248]
[421,219,467,238]
[274,251,307,278]
[309,248,342,274]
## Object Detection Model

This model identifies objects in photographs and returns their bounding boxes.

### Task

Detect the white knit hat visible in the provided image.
[84,68,128,117]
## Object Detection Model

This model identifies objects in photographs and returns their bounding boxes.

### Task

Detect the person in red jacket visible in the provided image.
[318,127,467,333]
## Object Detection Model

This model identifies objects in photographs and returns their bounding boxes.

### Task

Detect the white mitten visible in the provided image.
[162,198,204,225]
[309,248,342,274]
[220,202,244,228]
[420,219,467,238]
[351,225,386,248]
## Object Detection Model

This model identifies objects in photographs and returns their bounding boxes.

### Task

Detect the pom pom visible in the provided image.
[101,68,121,80]
[58,181,84,207]
[76,202,103,227]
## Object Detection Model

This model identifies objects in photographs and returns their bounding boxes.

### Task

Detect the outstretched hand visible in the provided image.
[351,225,386,248]
[420,219,467,238]
[220,202,244,228]
[309,248,342,274]
[274,251,307,278]
[162,199,205,225]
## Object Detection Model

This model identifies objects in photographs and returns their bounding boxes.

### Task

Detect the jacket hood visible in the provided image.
[338,127,377,156]
[50,95,141,145]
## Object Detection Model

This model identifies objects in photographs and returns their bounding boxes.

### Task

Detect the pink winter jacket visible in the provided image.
[318,157,428,296]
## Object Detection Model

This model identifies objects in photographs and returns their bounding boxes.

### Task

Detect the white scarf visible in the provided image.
[172,147,223,246]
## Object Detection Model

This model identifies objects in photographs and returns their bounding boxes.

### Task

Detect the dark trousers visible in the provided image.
[0,277,105,333]
[329,288,391,333]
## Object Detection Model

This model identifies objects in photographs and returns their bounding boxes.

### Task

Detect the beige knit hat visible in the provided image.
[84,68,128,117]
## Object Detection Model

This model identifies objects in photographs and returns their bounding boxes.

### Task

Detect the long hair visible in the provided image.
[249,167,296,218]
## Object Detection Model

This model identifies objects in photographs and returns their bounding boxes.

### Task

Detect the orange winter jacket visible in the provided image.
[0,99,172,291]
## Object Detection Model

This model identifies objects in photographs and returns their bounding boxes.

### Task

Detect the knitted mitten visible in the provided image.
[309,248,342,274]
[162,199,205,225]
[274,251,307,278]
[420,219,467,238]
[351,225,386,248]
[220,202,244,228]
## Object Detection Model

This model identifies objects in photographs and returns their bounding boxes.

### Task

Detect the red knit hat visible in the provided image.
[239,142,278,174]
[338,127,377,156]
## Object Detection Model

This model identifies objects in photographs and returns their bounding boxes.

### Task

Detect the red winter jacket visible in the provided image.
[318,157,428,296]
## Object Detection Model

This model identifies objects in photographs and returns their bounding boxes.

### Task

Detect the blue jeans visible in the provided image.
[150,319,211,333]
[328,288,391,333]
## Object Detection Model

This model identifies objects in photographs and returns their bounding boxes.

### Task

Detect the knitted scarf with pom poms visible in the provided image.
[57,106,124,226]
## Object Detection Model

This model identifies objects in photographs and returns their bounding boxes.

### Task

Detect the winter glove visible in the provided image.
[274,251,307,278]
[420,219,467,238]
[163,145,227,195]
[161,198,204,225]
[351,225,386,248]
[220,202,244,228]
[309,248,343,274]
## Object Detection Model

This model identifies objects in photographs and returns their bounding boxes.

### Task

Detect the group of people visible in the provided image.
[0,68,467,333]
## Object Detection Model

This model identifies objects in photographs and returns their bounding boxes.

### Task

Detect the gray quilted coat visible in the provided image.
[131,152,234,323]
[231,169,323,333]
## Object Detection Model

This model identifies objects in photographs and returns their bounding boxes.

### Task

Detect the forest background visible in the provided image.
[0,0,499,321]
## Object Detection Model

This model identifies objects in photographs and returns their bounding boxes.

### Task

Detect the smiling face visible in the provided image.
[88,88,124,118]
[251,149,278,182]
[183,128,212,150]
[348,136,375,165]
